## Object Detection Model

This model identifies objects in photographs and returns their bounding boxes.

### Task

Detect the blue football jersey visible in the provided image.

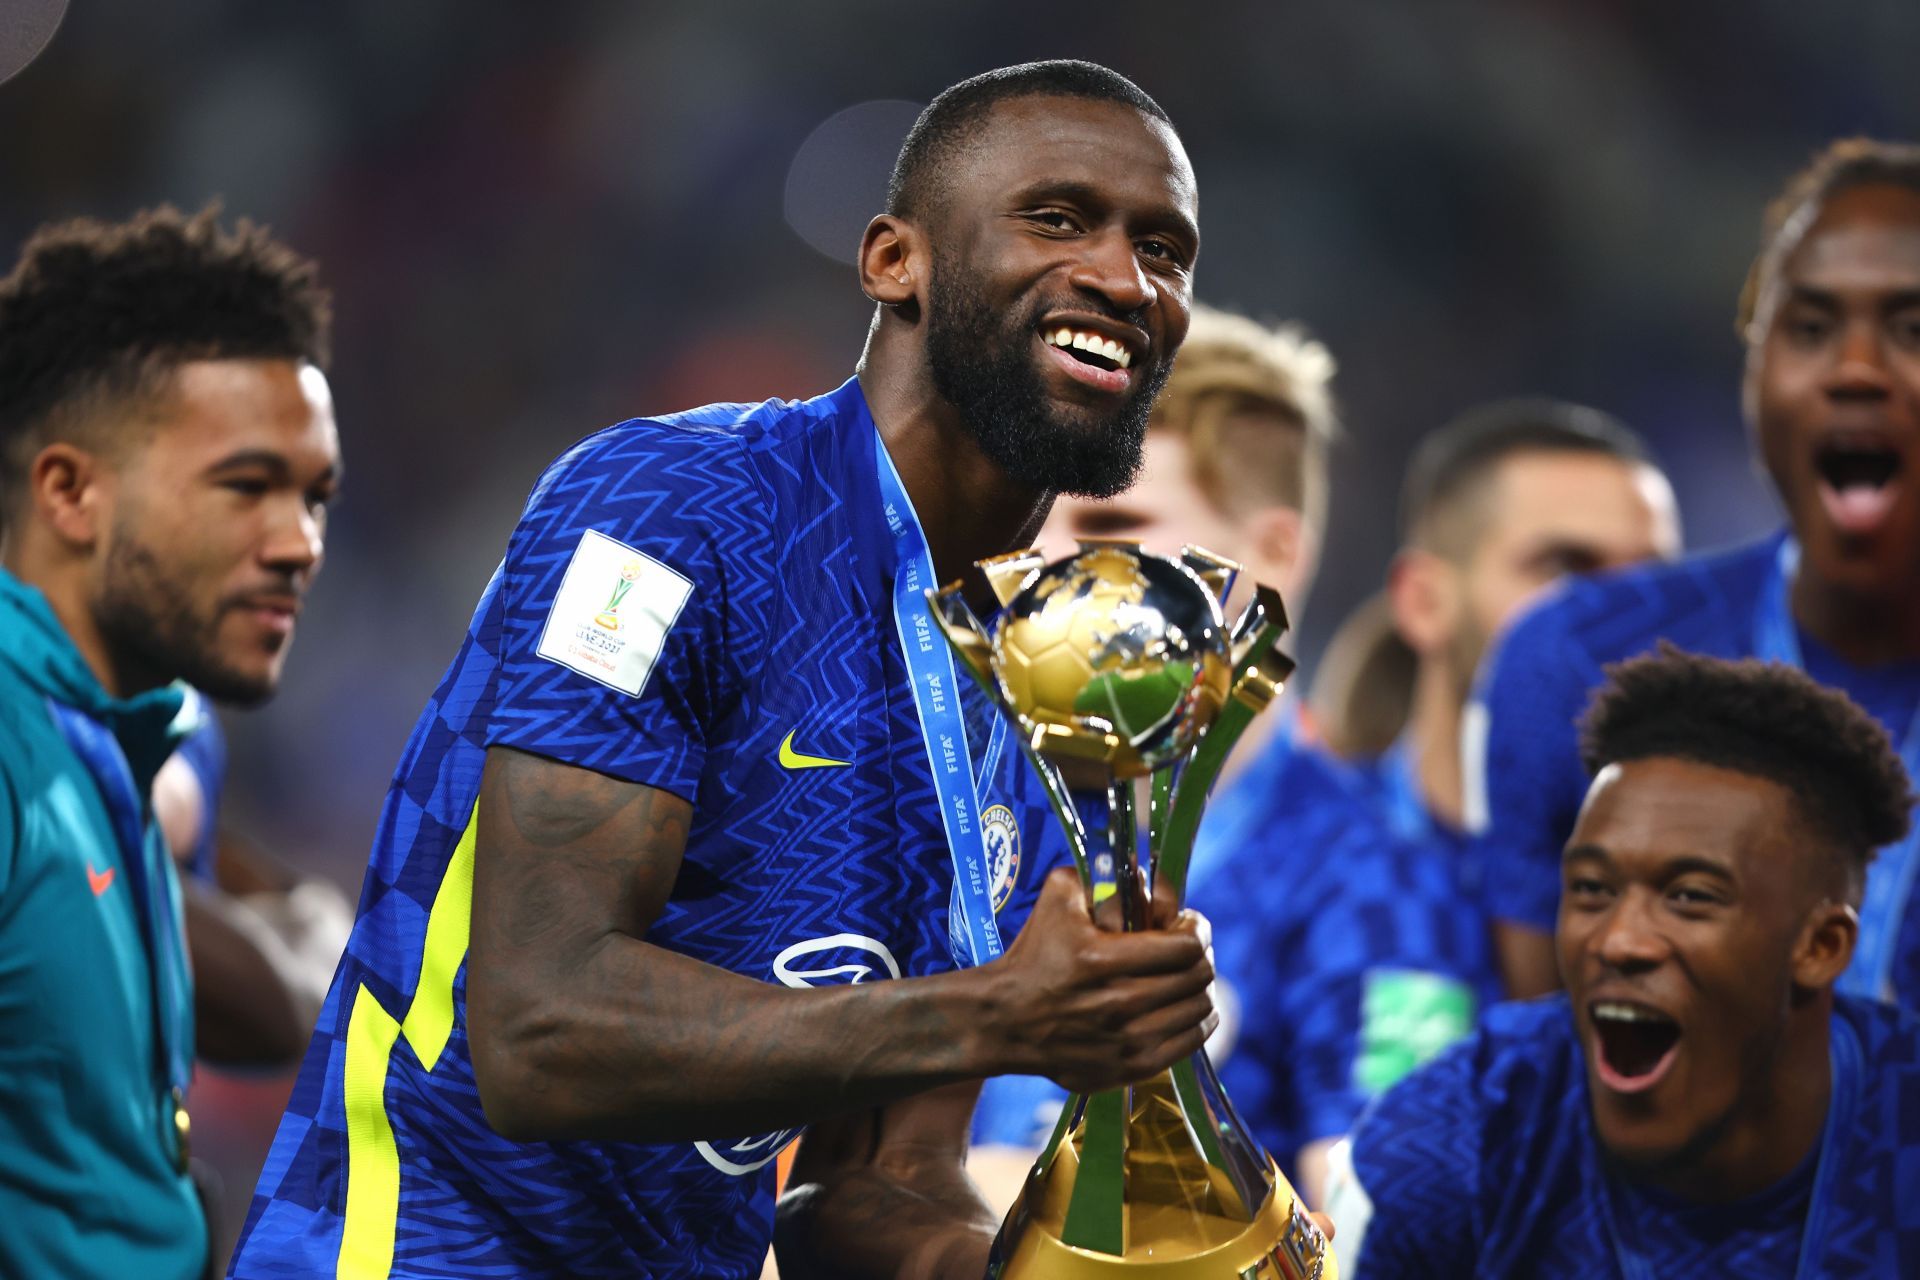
[1191,722,1500,1183]
[228,380,1067,1279]
[1465,533,1920,1006]
[1331,995,1920,1277]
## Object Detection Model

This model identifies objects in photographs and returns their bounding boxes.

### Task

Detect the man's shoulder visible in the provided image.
[556,381,861,474]
[1501,535,1781,670]
[1372,998,1575,1118]
[1839,993,1920,1072]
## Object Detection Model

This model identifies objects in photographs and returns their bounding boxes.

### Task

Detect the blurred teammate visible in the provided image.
[1327,649,1920,1276]
[0,207,339,1279]
[1471,139,1920,1004]
[1188,401,1673,1202]
[153,707,354,1066]
[230,61,1219,1280]
[967,304,1344,1182]
[1317,400,1679,842]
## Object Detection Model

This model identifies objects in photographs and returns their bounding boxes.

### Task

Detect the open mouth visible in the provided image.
[1039,324,1138,395]
[1813,437,1903,536]
[1043,326,1134,372]
[1590,1001,1681,1094]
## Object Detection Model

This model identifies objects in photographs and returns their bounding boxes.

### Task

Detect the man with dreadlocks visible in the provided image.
[0,205,340,1279]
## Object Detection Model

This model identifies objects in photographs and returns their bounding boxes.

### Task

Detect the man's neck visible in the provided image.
[1406,660,1465,830]
[1631,1007,1834,1205]
[856,361,1051,586]
[2,538,139,699]
[1791,562,1920,666]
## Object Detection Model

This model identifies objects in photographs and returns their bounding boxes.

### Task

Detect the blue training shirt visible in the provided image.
[1331,995,1920,1277]
[229,379,1067,1280]
[1465,533,1920,1008]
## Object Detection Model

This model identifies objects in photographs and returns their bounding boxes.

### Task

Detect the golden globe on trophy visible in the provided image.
[929,540,1334,1280]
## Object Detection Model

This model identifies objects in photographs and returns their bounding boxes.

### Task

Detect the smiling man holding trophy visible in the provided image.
[934,541,1332,1278]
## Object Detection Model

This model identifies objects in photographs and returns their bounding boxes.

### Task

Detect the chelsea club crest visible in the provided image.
[982,804,1021,913]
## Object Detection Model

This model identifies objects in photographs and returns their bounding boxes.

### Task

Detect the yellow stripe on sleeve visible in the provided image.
[338,984,402,1279]
[335,802,480,1280]
[400,818,478,1069]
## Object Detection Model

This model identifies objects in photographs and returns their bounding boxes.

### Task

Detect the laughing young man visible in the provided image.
[1327,648,1920,1276]
[1470,139,1920,1006]
[230,62,1222,1280]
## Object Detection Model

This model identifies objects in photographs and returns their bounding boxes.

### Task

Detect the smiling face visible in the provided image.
[1558,757,1832,1177]
[1747,183,1920,601]
[921,94,1198,497]
[91,357,340,704]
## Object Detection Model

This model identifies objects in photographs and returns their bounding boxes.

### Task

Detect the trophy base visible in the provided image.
[990,1072,1336,1278]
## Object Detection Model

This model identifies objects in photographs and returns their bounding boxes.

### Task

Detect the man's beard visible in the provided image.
[94,532,278,707]
[924,250,1171,499]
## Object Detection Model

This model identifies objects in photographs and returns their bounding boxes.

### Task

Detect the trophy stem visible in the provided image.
[1154,697,1257,905]
[1104,779,1146,931]
[1147,767,1175,893]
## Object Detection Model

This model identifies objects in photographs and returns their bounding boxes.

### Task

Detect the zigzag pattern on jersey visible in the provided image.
[1349,997,1920,1278]
[232,384,1067,1279]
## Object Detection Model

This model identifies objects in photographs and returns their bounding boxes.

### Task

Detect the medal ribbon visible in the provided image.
[46,699,194,1109]
[1755,538,1920,1001]
[875,433,1004,967]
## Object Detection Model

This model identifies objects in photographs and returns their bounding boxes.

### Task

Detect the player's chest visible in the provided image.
[664,594,1034,968]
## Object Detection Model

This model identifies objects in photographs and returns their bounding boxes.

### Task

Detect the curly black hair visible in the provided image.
[1579,644,1913,892]
[0,203,331,518]
[886,60,1173,224]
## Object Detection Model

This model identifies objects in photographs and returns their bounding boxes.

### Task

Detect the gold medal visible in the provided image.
[172,1086,191,1172]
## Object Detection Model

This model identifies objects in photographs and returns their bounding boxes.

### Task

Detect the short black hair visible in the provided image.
[1737,137,1920,338]
[0,203,331,517]
[1579,644,1913,894]
[1400,397,1654,553]
[886,60,1172,223]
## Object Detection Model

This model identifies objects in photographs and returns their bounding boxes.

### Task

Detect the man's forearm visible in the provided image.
[471,936,996,1143]
[468,748,1214,1146]
[775,1090,1000,1280]
[776,1167,996,1280]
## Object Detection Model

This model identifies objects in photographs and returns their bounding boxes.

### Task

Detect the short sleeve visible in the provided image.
[1462,599,1603,932]
[486,426,770,802]
[1331,1036,1484,1278]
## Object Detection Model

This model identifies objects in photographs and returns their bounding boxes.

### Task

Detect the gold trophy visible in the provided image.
[930,540,1333,1280]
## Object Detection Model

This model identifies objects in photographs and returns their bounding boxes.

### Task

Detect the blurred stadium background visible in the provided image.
[5,0,1920,1266]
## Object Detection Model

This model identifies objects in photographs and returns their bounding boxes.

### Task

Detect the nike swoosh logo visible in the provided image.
[779,730,850,770]
[88,863,116,897]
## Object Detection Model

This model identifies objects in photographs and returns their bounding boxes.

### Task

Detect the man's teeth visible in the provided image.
[1593,1002,1673,1025]
[1047,327,1132,369]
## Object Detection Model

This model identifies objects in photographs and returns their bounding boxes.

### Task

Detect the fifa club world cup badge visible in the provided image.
[930,540,1332,1280]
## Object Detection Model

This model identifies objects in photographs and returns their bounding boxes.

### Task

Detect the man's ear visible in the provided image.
[28,442,110,550]
[1243,505,1313,603]
[1386,547,1460,657]
[1791,898,1857,992]
[858,214,925,316]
